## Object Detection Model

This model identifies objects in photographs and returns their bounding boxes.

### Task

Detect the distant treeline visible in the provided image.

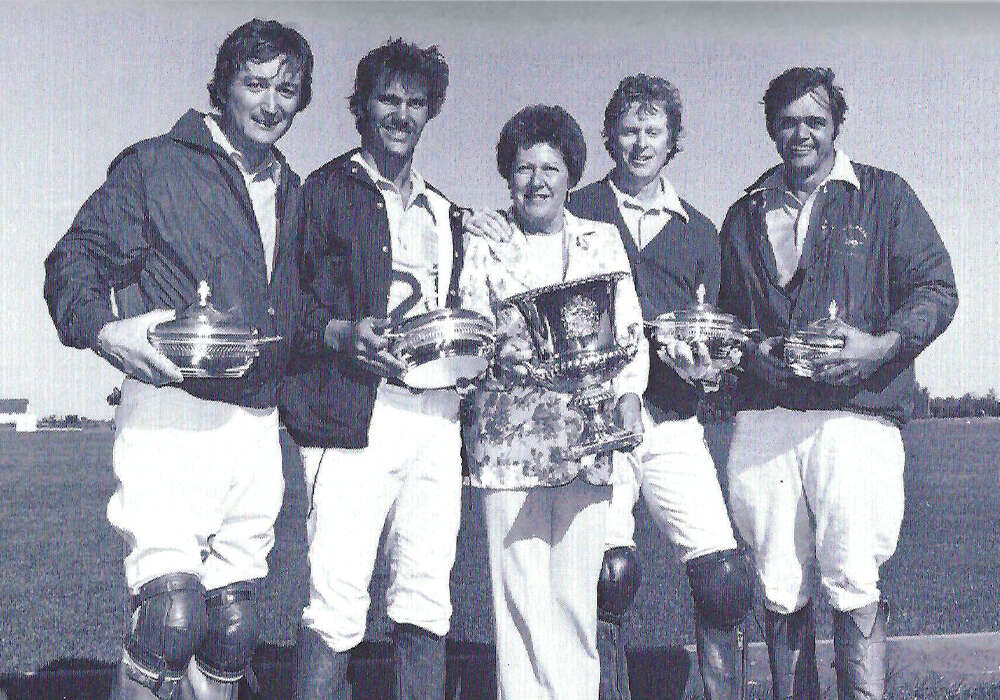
[912,385,1000,419]
[39,415,113,429]
[697,379,1000,423]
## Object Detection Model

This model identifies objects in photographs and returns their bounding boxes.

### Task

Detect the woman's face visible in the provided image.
[510,142,570,233]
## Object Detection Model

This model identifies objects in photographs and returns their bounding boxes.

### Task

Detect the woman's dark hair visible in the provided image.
[495,104,587,187]
[207,18,314,112]
[763,66,848,139]
[349,38,449,133]
[602,73,683,163]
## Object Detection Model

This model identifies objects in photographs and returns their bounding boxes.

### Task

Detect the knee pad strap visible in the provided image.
[195,580,263,683]
[124,572,207,698]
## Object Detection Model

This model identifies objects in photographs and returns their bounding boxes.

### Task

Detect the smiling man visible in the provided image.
[567,74,752,700]
[718,67,958,699]
[278,39,468,700]
[43,19,312,700]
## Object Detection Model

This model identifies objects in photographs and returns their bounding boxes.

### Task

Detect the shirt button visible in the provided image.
[267,306,276,316]
[382,245,389,253]
[376,202,384,209]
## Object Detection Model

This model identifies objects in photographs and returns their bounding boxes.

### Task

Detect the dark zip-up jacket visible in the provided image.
[279,149,467,448]
[718,161,958,424]
[568,177,720,421]
[43,109,302,409]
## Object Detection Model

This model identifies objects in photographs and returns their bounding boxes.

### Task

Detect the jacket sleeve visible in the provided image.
[293,174,346,357]
[43,149,151,350]
[700,218,722,307]
[606,228,648,399]
[884,177,959,360]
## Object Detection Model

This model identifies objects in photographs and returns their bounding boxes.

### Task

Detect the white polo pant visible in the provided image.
[727,408,905,614]
[483,480,610,700]
[108,378,283,593]
[299,385,462,652]
[606,413,738,562]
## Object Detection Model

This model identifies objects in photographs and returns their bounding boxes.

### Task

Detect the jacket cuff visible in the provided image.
[79,302,116,352]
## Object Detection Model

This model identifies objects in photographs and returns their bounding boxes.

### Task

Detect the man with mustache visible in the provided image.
[279,39,467,699]
[718,66,957,698]
[467,73,753,700]
[44,19,312,700]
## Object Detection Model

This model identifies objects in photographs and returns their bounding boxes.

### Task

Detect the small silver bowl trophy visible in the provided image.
[646,284,752,390]
[781,300,846,378]
[147,281,281,378]
[503,272,643,461]
[386,308,497,390]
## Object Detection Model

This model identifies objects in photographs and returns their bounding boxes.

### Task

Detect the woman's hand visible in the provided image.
[495,334,535,386]
[657,336,719,386]
[613,392,643,446]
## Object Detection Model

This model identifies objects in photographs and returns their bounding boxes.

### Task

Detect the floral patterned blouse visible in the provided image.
[458,209,648,489]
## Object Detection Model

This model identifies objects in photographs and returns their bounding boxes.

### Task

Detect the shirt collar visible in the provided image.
[350,152,429,209]
[204,114,280,183]
[747,150,860,196]
[607,172,689,222]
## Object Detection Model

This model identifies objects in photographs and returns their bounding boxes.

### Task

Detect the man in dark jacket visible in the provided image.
[467,74,753,700]
[43,19,312,700]
[718,67,958,699]
[279,39,467,700]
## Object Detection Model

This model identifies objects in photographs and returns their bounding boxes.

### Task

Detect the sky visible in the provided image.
[2,1,998,419]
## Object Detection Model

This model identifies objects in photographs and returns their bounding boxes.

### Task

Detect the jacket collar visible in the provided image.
[168,109,291,180]
[605,171,690,222]
[745,150,860,196]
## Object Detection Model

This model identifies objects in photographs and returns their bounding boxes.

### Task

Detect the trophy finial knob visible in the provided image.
[696,283,706,306]
[828,299,838,320]
[198,280,211,307]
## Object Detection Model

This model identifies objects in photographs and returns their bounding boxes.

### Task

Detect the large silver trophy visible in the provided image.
[503,272,642,461]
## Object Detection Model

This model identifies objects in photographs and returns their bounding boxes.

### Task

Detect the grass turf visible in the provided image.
[1,419,998,676]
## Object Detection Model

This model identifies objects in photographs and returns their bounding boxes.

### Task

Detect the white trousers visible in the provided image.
[483,480,610,700]
[299,385,462,652]
[606,414,738,562]
[727,408,905,614]
[108,378,283,593]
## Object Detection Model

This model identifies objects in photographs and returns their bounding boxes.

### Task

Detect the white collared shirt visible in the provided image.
[351,153,443,320]
[204,115,281,282]
[752,150,860,286]
[608,173,690,250]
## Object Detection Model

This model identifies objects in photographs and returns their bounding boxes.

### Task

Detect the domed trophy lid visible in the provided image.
[148,281,258,344]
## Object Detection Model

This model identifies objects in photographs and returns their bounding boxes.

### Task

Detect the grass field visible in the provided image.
[1,419,998,693]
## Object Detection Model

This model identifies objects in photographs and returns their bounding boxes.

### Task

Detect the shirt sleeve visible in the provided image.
[43,149,151,350]
[457,234,497,326]
[884,177,959,360]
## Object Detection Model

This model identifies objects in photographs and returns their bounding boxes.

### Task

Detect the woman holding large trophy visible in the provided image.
[458,104,648,699]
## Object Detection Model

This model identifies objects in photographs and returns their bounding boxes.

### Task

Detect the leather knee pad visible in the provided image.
[686,548,753,630]
[195,580,263,682]
[598,546,641,623]
[124,573,208,693]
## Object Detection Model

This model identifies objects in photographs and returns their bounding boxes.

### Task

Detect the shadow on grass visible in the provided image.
[0,642,699,700]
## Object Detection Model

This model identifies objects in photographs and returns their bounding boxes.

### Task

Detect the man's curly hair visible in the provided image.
[763,67,848,139]
[602,74,683,163]
[496,105,587,187]
[349,38,449,133]
[207,19,314,112]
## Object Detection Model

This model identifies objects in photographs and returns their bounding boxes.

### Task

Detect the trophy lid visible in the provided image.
[149,281,257,343]
[787,300,845,349]
[662,284,742,332]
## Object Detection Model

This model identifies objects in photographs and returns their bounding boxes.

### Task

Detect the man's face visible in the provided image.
[223,55,303,149]
[612,101,674,190]
[772,87,837,181]
[362,72,430,162]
